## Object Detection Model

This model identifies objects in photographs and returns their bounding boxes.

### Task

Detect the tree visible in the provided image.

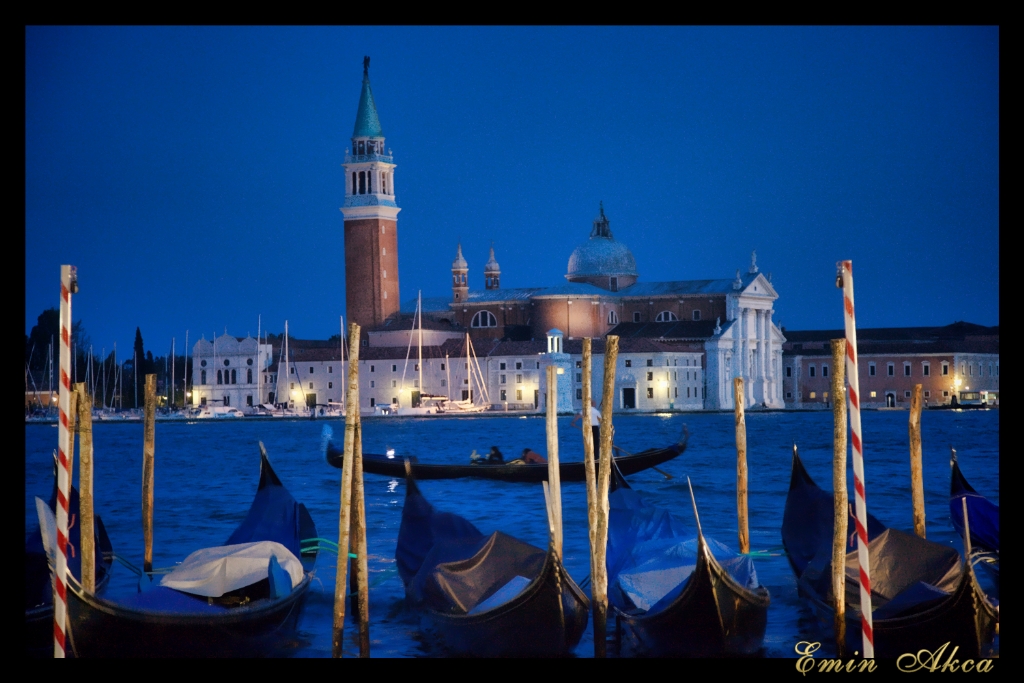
[133,327,146,408]
[26,308,59,371]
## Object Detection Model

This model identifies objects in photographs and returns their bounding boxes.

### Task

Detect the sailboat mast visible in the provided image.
[183,330,189,409]
[170,339,175,410]
[418,291,423,396]
[340,315,345,409]
[284,321,289,408]
[446,353,451,401]
[256,315,261,407]
[466,333,471,402]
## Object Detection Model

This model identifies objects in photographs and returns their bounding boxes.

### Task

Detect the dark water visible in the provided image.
[25,409,999,658]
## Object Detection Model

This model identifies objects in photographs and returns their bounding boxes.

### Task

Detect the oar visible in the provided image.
[613,445,673,480]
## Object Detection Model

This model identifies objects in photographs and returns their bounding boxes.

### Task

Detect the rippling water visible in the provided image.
[25,409,999,658]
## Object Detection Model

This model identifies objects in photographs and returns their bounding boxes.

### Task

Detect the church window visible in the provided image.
[381,225,385,234]
[217,370,223,385]
[633,312,641,323]
[358,141,364,154]
[382,247,386,256]
[224,396,230,406]
[231,369,236,384]
[693,310,701,321]
[608,310,618,325]
[472,311,498,328]
[201,370,207,384]
[655,311,678,322]
[359,172,366,194]
[352,173,357,195]
[383,269,387,279]
[383,290,387,299]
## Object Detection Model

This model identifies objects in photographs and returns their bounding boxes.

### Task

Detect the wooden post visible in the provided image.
[76,384,96,593]
[829,339,848,657]
[733,377,750,555]
[580,339,602,656]
[332,322,360,658]
[592,334,619,658]
[142,374,156,573]
[909,383,926,539]
[545,365,563,559]
[68,387,78,440]
[350,416,371,657]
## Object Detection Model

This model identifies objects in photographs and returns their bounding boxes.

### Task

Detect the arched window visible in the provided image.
[201,370,206,384]
[217,370,223,385]
[608,310,619,325]
[359,172,366,194]
[231,369,237,384]
[471,311,498,328]
[247,368,253,384]
[352,173,357,195]
[655,311,679,322]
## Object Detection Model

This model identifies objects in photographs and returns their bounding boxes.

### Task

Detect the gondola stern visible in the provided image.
[258,443,284,490]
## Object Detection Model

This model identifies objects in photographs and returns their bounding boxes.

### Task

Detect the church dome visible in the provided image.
[566,203,638,282]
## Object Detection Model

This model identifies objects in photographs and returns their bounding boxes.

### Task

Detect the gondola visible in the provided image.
[950,451,999,602]
[396,467,590,656]
[324,425,687,482]
[606,464,769,656]
[781,450,998,658]
[26,464,114,657]
[65,445,318,657]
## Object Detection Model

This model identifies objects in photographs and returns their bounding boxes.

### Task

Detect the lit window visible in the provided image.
[809,392,816,399]
[516,389,522,401]
[870,391,877,398]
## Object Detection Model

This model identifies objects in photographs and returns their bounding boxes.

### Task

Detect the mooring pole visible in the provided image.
[142,374,156,573]
[830,339,849,657]
[76,383,96,593]
[909,383,926,539]
[350,414,370,657]
[580,338,602,655]
[733,376,750,555]
[593,334,619,658]
[545,364,563,560]
[332,322,361,658]
[54,265,77,658]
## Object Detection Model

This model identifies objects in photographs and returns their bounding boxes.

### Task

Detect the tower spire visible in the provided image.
[353,56,383,138]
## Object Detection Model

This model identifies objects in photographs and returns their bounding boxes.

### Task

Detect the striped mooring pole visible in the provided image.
[838,260,873,658]
[55,265,78,657]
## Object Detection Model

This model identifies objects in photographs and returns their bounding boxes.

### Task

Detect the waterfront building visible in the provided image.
[781,322,999,408]
[189,333,274,409]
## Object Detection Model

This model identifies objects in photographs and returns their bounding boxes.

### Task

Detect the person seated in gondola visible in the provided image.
[487,446,504,463]
[520,448,546,464]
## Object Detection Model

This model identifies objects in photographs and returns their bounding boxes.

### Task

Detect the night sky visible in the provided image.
[26,26,999,357]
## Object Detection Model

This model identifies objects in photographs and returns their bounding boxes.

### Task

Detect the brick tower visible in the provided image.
[342,56,401,329]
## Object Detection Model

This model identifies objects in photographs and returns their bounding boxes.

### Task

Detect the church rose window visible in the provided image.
[472,311,497,328]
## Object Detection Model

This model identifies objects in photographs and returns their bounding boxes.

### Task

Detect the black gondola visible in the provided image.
[65,445,318,657]
[606,464,769,656]
[396,468,590,656]
[782,450,998,658]
[324,425,687,482]
[950,451,999,603]
[26,467,114,657]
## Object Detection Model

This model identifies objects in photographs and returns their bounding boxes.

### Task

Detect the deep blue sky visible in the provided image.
[26,26,999,357]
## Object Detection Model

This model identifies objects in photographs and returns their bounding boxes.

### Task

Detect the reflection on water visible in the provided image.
[25,410,998,658]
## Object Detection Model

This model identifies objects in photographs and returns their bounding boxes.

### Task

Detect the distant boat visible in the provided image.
[195,406,245,419]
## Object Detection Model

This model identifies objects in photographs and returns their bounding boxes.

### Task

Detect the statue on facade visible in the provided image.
[749,250,758,274]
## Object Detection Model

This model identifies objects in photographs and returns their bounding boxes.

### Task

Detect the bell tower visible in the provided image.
[452,243,468,302]
[342,56,401,329]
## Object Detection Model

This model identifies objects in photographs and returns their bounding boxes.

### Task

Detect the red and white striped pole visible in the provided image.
[838,260,873,658]
[54,265,78,657]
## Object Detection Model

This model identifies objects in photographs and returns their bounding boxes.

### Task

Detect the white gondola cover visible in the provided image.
[159,541,303,598]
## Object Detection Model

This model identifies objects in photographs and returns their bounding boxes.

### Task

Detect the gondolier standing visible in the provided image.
[571,400,603,458]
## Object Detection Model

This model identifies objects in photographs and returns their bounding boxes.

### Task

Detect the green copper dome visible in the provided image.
[353,58,384,139]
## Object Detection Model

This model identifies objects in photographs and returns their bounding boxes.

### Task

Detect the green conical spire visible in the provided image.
[353,56,384,139]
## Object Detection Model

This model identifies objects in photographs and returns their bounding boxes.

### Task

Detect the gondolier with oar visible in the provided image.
[571,400,604,459]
